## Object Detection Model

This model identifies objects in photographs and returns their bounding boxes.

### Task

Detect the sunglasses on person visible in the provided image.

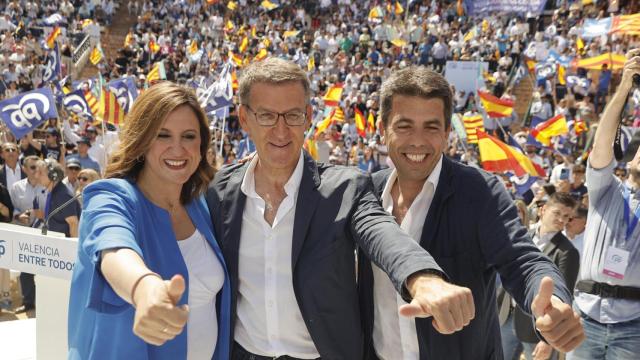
[3,148,17,153]
[78,176,89,182]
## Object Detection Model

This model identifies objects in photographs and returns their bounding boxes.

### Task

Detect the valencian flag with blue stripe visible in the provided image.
[108,76,139,113]
[0,88,58,139]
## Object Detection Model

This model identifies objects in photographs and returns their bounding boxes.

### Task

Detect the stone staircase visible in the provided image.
[77,2,136,80]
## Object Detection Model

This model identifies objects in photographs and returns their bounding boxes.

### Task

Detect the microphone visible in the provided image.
[41,193,82,236]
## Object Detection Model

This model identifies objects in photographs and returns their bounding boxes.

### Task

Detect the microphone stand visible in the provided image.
[41,193,82,236]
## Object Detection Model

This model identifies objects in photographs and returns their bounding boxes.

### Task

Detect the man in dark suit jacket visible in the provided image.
[359,67,584,360]
[206,58,475,360]
[515,192,580,360]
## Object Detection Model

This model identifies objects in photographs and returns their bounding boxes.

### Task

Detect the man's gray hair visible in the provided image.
[238,57,311,106]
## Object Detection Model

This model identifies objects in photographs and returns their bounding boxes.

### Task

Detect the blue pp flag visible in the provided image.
[42,42,61,83]
[108,76,138,113]
[63,90,93,119]
[0,88,58,139]
[507,172,539,196]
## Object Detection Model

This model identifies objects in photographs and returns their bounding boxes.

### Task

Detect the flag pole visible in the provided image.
[218,112,227,156]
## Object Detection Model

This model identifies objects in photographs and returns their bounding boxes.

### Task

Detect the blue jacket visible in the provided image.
[68,179,231,360]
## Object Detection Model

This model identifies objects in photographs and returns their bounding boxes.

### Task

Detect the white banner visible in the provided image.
[0,223,76,280]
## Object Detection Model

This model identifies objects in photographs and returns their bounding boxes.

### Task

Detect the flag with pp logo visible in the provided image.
[42,42,61,83]
[63,90,94,119]
[0,88,58,139]
[108,76,138,113]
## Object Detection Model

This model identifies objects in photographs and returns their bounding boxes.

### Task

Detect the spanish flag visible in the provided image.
[574,119,588,135]
[239,36,249,53]
[308,56,315,71]
[557,64,566,85]
[354,108,366,138]
[149,39,160,54]
[463,114,485,144]
[530,114,569,146]
[261,0,279,11]
[576,37,585,55]
[227,1,238,10]
[229,51,244,67]
[98,88,125,125]
[525,59,536,74]
[46,26,61,49]
[315,110,335,136]
[305,138,318,160]
[367,111,376,133]
[225,20,235,32]
[188,40,198,55]
[323,84,343,107]
[283,30,300,38]
[368,6,384,19]
[231,69,239,91]
[251,25,257,38]
[81,19,94,28]
[572,53,626,70]
[478,91,514,118]
[477,130,546,177]
[253,48,268,62]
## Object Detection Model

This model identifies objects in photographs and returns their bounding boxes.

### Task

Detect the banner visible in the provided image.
[63,90,94,119]
[42,42,61,83]
[464,0,547,16]
[0,88,58,139]
[444,61,488,96]
[107,76,138,113]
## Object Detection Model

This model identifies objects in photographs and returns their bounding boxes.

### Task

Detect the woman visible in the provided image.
[68,82,231,360]
[74,168,101,208]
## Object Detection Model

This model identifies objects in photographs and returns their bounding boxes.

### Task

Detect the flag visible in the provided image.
[572,53,626,70]
[478,91,514,118]
[463,26,477,42]
[89,45,104,65]
[46,26,61,49]
[574,118,588,135]
[251,25,257,38]
[557,64,566,85]
[508,172,539,196]
[81,19,94,28]
[367,111,375,133]
[188,40,198,55]
[368,6,384,19]
[225,20,235,32]
[354,108,366,138]
[63,90,94,119]
[305,138,318,160]
[124,32,134,47]
[332,107,345,122]
[477,130,546,177]
[0,88,58,139]
[525,59,536,74]
[229,51,244,67]
[323,84,344,107]
[283,30,300,38]
[14,21,25,38]
[253,48,268,62]
[390,38,407,48]
[307,56,315,71]
[146,61,166,84]
[394,1,404,15]
[315,109,334,136]
[84,90,100,116]
[108,76,139,113]
[463,114,484,144]
[198,64,234,113]
[576,37,585,54]
[227,1,238,10]
[42,42,61,83]
[98,88,125,125]
[231,69,239,91]
[261,0,279,11]
[149,39,160,54]
[530,114,569,146]
[239,36,248,53]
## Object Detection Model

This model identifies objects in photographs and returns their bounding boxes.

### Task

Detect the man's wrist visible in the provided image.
[405,269,446,298]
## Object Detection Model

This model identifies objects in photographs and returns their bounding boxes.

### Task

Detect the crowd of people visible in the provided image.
[0,0,639,359]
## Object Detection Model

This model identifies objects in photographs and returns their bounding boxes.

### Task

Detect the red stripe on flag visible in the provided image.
[530,114,565,138]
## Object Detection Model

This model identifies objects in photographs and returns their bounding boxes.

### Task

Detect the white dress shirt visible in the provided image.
[235,152,319,359]
[4,164,22,190]
[372,155,443,360]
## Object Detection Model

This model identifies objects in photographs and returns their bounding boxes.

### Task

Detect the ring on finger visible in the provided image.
[162,327,169,334]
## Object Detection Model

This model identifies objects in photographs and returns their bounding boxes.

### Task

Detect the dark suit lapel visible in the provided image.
[220,165,248,264]
[420,156,455,249]
[543,232,563,257]
[291,152,321,269]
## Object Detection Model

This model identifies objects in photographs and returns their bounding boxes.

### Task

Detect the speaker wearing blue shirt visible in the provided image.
[68,83,231,360]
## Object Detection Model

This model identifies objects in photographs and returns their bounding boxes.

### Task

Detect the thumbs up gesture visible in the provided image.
[132,274,189,346]
[399,272,475,334]
[531,277,585,353]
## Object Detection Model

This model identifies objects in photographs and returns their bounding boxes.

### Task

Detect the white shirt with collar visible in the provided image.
[530,222,556,251]
[4,163,22,190]
[372,155,443,360]
[235,151,319,359]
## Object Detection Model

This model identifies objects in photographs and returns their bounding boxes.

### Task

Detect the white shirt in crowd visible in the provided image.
[177,229,225,360]
[4,164,22,190]
[235,152,319,359]
[372,155,443,360]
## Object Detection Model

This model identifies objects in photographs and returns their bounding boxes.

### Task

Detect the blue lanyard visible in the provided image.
[623,186,640,240]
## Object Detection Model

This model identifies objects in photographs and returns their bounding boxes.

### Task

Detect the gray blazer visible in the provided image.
[205,151,443,359]
[514,230,580,343]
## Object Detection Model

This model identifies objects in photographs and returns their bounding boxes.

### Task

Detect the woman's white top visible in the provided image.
[177,229,225,360]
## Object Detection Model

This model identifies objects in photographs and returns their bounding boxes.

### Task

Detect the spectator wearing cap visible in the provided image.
[62,158,82,194]
[66,137,101,174]
[43,127,64,162]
